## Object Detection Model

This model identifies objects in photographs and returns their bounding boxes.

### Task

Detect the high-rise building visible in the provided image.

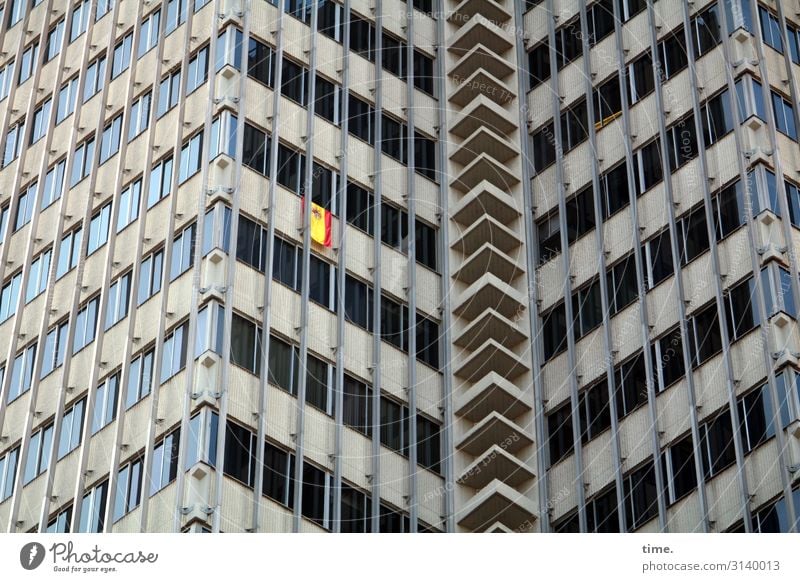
[0,0,799,535]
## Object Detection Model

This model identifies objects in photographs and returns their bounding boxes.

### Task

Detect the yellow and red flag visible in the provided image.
[303,198,332,247]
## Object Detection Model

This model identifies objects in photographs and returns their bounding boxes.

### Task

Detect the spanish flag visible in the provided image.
[304,198,332,247]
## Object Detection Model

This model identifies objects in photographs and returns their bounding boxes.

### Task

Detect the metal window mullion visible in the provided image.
[136,2,199,534]
[544,0,586,532]
[736,0,799,532]
[679,0,753,533]
[332,0,352,533]
[172,0,228,534]
[577,0,626,533]
[370,1,384,533]
[404,3,418,533]
[608,0,670,532]
[642,0,709,533]
[252,1,287,533]
[432,0,454,533]
[291,0,319,533]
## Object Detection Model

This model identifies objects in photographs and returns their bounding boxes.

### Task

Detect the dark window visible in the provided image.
[346,182,374,235]
[382,33,406,78]
[380,398,408,454]
[600,162,630,218]
[772,91,797,140]
[624,462,658,530]
[248,37,274,86]
[633,139,663,194]
[759,6,783,53]
[578,378,611,443]
[627,51,654,105]
[417,315,440,368]
[343,376,372,436]
[572,279,602,338]
[350,14,375,61]
[737,384,775,453]
[565,185,596,243]
[620,0,646,21]
[658,31,689,80]
[281,58,307,105]
[381,115,407,163]
[642,229,674,289]
[701,88,734,145]
[587,487,620,533]
[223,422,256,487]
[537,213,561,263]
[724,275,760,342]
[712,179,746,240]
[666,114,698,172]
[413,50,435,96]
[560,99,589,152]
[381,296,409,351]
[263,442,294,506]
[555,19,582,69]
[230,313,261,375]
[276,144,305,193]
[237,215,268,272]
[692,3,722,58]
[344,275,373,331]
[615,352,648,418]
[243,123,269,176]
[341,484,370,533]
[607,254,638,314]
[542,302,567,361]
[415,222,437,271]
[700,410,736,479]
[414,132,437,181]
[547,402,573,466]
[588,0,615,45]
[662,434,698,504]
[528,42,550,90]
[651,326,685,391]
[593,74,622,129]
[348,94,374,144]
[532,122,556,173]
[315,75,339,124]
[688,302,722,366]
[677,204,710,264]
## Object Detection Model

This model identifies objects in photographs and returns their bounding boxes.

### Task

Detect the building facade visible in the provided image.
[0,0,799,534]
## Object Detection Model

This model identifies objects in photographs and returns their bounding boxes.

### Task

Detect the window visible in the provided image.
[138,10,161,57]
[96,0,114,20]
[0,205,7,246]
[242,123,269,176]
[3,121,25,168]
[724,274,761,342]
[128,92,151,142]
[126,349,154,408]
[99,115,123,164]
[14,182,37,231]
[560,99,589,152]
[537,212,561,264]
[381,115,407,164]
[178,132,203,183]
[786,180,800,227]
[149,429,180,495]
[341,483,370,532]
[194,302,224,357]
[587,487,620,532]
[18,43,38,85]
[633,139,663,194]
[699,408,736,480]
[344,275,373,331]
[78,481,108,533]
[665,114,698,171]
[73,296,100,353]
[692,3,722,58]
[348,94,374,144]
[588,0,615,45]
[262,441,294,506]
[266,335,334,414]
[735,75,766,122]
[547,402,573,466]
[382,32,406,78]
[662,434,697,504]
[41,321,69,377]
[600,162,630,218]
[623,462,658,530]
[230,313,262,375]
[759,6,783,53]
[381,295,409,350]
[319,0,344,42]
[276,143,304,193]
[56,227,82,278]
[0,447,19,502]
[658,31,688,81]
[642,229,673,289]
[0,61,15,102]
[554,18,583,69]
[0,272,22,322]
[652,326,685,392]
[111,33,133,79]
[70,1,90,41]
[772,91,797,140]
[542,302,567,361]
[184,409,219,469]
[201,204,232,256]
[417,315,440,368]
[58,398,86,459]
[752,488,800,532]
[56,77,79,124]
[606,253,638,314]
[236,214,268,272]
[6,0,25,28]
[416,221,438,271]
[413,50,435,96]
[312,75,340,124]
[137,249,163,304]
[620,0,646,21]
[676,204,709,265]
[572,278,602,338]
[615,352,648,418]
[737,384,774,454]
[223,421,256,486]
[148,156,173,208]
[627,51,654,105]
[343,375,371,436]
[87,203,111,254]
[594,74,622,129]
[712,178,747,239]
[166,0,191,34]
[6,344,36,402]
[532,122,556,173]
[23,422,54,485]
[25,249,51,303]
[70,136,95,186]
[414,132,437,181]
[113,457,142,522]
[687,302,722,366]
[83,56,107,102]
[209,111,237,159]
[91,373,119,434]
[215,26,243,71]
[346,182,374,235]
[789,21,800,65]
[157,69,182,117]
[46,506,72,533]
[186,46,209,93]
[161,321,189,383]
[41,159,66,209]
[700,88,734,146]
[30,99,52,144]
[247,37,275,87]
[117,180,141,232]
[578,378,611,443]
[350,14,375,61]
[528,42,550,90]
[105,273,131,329]
[281,57,307,104]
